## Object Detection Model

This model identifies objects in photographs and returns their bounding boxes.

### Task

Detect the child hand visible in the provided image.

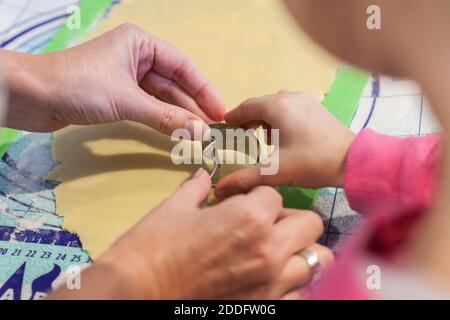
[215,91,355,200]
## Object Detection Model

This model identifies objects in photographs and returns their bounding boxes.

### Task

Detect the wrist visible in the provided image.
[1,50,41,102]
[0,50,60,130]
[333,130,356,188]
[48,261,137,300]
[98,244,165,299]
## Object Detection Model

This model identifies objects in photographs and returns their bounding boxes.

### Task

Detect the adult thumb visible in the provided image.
[215,164,280,200]
[169,168,212,209]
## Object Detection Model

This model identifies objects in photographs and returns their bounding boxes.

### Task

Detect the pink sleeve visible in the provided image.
[344,129,441,217]
[311,130,441,300]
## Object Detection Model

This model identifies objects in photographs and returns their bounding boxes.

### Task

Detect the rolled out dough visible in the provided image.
[50,0,340,258]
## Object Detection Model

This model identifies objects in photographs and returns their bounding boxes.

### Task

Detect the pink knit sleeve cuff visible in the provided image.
[344,129,440,216]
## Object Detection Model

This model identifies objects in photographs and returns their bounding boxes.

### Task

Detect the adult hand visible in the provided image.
[49,169,333,299]
[215,91,355,200]
[2,24,225,135]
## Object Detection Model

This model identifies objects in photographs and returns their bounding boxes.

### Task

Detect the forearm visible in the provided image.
[0,49,62,131]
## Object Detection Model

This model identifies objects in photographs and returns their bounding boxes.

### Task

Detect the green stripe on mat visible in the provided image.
[0,128,21,158]
[279,66,369,209]
[0,0,113,158]
[44,0,113,53]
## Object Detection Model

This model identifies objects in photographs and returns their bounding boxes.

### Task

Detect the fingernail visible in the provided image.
[194,168,206,178]
[185,119,209,141]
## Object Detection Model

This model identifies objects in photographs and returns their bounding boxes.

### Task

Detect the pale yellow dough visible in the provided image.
[50,0,340,258]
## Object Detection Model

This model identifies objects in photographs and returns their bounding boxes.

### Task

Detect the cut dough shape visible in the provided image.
[50,0,340,259]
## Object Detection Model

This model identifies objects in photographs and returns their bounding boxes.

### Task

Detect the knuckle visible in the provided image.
[273,91,317,116]
[253,186,283,209]
[241,96,257,106]
[238,205,270,233]
[303,211,324,235]
[161,82,176,99]
[254,244,279,280]
[273,94,292,111]
[296,92,318,110]
[238,204,258,223]
[172,58,192,82]
[268,187,283,206]
[251,213,271,233]
[229,198,251,219]
[159,107,178,133]
[319,246,335,268]
[296,91,315,100]
[117,23,138,35]
[274,94,289,105]
[292,91,315,103]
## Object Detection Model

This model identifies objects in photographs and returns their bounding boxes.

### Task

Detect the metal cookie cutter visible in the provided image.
[202,123,261,187]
